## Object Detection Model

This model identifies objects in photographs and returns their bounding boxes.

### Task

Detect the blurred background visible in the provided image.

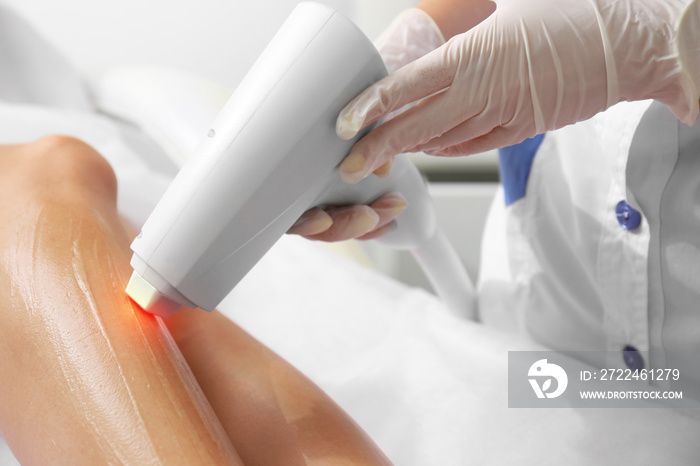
[2,0,408,86]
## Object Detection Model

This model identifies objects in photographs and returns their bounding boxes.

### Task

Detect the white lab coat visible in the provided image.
[478,99,700,396]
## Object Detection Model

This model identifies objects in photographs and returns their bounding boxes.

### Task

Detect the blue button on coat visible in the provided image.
[622,345,644,371]
[615,200,642,230]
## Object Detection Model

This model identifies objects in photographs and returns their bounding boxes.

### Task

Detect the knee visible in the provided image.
[21,135,118,204]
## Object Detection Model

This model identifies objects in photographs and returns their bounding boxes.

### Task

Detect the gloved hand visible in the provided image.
[286,192,408,242]
[374,8,445,74]
[287,9,445,241]
[336,0,700,185]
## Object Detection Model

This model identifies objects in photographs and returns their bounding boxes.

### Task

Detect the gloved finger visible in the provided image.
[425,123,534,158]
[356,192,408,240]
[307,205,379,242]
[339,87,465,184]
[356,222,397,241]
[335,47,457,141]
[286,207,332,236]
[435,125,534,157]
[408,111,499,156]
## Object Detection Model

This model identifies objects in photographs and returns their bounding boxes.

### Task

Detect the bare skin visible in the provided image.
[0,135,390,465]
[166,309,391,466]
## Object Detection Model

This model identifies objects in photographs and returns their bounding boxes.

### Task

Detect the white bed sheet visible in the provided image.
[218,235,700,465]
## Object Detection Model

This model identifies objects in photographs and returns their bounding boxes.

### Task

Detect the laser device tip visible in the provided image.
[126,271,182,318]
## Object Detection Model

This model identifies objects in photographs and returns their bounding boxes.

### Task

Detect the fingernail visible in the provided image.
[339,152,367,184]
[373,160,394,178]
[336,111,363,140]
[287,209,332,236]
[350,206,381,237]
[371,193,408,215]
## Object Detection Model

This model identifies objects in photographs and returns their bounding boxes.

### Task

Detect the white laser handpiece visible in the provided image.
[126,2,475,319]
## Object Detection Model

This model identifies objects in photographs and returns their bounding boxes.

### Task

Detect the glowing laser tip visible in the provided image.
[126,271,182,318]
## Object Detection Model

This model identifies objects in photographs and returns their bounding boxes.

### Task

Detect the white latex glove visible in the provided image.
[288,9,444,241]
[336,0,700,184]
[286,192,408,242]
[375,8,446,74]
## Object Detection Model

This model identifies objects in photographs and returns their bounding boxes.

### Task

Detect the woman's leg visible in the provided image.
[0,135,390,465]
[0,136,242,464]
[165,308,392,466]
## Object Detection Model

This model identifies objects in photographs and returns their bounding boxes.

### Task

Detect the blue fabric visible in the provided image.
[498,134,546,206]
